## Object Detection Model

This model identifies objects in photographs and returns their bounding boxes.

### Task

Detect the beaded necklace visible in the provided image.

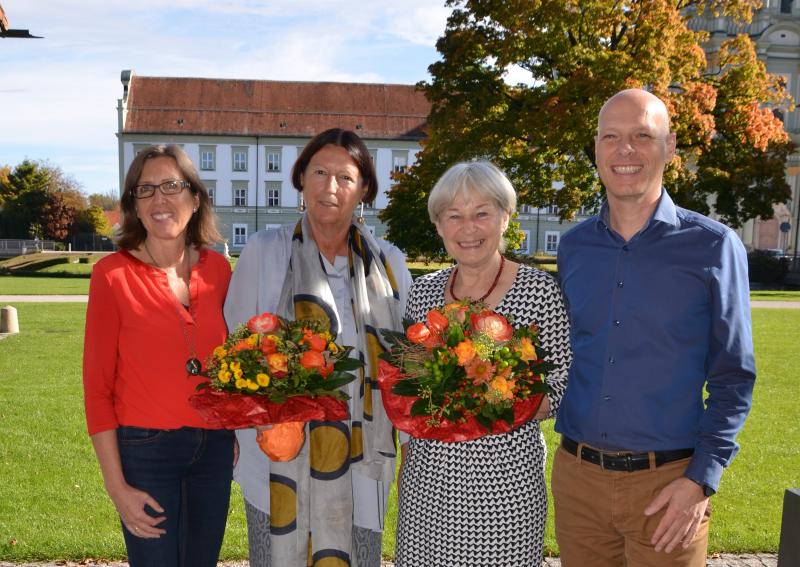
[449,255,506,302]
[143,241,202,375]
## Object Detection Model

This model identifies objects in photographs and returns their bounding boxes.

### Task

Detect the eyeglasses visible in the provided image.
[132,180,191,199]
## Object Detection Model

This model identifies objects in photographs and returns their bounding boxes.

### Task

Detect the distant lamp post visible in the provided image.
[0,3,43,38]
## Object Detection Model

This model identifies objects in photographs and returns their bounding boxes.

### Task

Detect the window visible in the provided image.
[518,230,531,255]
[232,224,248,246]
[545,231,560,254]
[233,182,248,207]
[232,147,248,171]
[266,182,281,207]
[545,204,560,215]
[392,150,408,173]
[265,148,281,172]
[781,0,792,14]
[204,180,216,205]
[368,149,377,166]
[132,143,150,156]
[199,145,216,170]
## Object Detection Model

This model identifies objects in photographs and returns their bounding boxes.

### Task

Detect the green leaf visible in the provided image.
[409,398,430,417]
[334,358,364,371]
[392,378,421,396]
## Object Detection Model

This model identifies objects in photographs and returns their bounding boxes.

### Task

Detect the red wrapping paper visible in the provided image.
[189,389,349,429]
[377,359,545,443]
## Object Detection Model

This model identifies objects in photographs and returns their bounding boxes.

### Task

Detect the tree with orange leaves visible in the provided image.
[381,0,792,258]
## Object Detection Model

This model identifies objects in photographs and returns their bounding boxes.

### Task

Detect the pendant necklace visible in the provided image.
[143,241,202,376]
[450,255,506,302]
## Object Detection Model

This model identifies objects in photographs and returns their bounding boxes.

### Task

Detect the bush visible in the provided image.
[748,250,788,285]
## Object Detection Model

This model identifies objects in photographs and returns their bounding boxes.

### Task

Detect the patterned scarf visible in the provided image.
[270,216,401,565]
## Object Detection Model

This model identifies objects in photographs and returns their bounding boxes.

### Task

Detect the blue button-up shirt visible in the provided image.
[555,190,755,491]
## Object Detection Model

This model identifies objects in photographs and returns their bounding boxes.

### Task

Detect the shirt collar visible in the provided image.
[597,188,679,233]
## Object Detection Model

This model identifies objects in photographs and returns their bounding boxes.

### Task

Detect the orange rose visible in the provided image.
[306,334,328,353]
[260,336,278,355]
[443,302,468,323]
[320,361,335,378]
[406,322,431,344]
[471,311,514,342]
[247,312,280,334]
[230,339,252,353]
[300,350,326,371]
[267,353,289,375]
[427,310,449,333]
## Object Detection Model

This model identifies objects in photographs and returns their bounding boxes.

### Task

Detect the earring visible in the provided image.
[356,201,365,224]
[298,193,306,212]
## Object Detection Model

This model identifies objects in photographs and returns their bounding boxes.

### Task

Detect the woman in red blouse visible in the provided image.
[83,145,234,567]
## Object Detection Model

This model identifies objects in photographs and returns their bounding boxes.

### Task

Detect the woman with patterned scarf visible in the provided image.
[224,128,412,567]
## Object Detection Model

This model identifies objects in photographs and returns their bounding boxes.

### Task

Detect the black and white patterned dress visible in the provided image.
[395,265,572,567]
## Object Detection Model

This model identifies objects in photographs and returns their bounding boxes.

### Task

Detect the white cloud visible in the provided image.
[0,1,448,194]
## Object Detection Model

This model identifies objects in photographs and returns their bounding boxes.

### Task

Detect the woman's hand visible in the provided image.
[533,396,551,421]
[89,430,166,539]
[108,482,167,539]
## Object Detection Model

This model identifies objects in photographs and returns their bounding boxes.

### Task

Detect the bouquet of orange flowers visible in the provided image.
[377,301,553,443]
[190,312,363,459]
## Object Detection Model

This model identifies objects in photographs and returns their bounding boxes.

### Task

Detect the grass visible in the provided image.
[750,290,800,301]
[0,303,796,560]
[0,276,91,295]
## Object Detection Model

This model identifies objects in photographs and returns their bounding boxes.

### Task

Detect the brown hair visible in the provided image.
[291,128,378,203]
[116,144,222,250]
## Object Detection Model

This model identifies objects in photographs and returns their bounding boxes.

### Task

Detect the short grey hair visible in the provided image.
[427,161,517,224]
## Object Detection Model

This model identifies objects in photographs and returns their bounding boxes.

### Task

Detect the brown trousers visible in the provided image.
[552,446,710,567]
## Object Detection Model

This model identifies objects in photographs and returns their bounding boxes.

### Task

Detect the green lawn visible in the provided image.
[0,303,795,561]
[0,276,91,295]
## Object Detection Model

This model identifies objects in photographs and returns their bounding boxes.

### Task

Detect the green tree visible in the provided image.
[73,205,113,237]
[380,0,792,258]
[88,191,120,211]
[0,160,85,240]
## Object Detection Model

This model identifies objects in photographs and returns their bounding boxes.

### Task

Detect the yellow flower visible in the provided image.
[256,373,270,387]
[229,361,241,372]
[220,361,228,371]
[328,342,340,354]
[233,368,243,380]
[235,378,247,390]
[246,333,259,346]
[213,346,227,359]
[246,379,259,391]
[218,369,232,383]
[517,337,537,362]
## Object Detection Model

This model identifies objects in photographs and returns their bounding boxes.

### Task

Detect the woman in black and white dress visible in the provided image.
[395,161,572,567]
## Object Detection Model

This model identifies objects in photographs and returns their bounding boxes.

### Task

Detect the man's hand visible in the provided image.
[644,477,708,553]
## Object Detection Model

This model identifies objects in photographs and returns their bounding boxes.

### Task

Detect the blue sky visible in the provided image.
[0,1,454,196]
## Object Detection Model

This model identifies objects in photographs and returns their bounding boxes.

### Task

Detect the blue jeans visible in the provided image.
[117,426,235,567]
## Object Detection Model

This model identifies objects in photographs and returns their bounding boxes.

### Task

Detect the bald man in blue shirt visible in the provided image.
[553,89,756,567]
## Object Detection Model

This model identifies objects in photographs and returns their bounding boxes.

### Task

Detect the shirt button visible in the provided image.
[614,320,621,326]
[601,433,608,439]
[603,395,611,401]
[617,281,624,288]
[623,245,629,251]
[608,357,615,364]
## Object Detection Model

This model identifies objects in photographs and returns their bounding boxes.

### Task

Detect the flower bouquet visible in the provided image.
[190,312,363,460]
[378,301,554,443]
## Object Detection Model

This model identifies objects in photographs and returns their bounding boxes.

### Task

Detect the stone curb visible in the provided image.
[0,554,779,567]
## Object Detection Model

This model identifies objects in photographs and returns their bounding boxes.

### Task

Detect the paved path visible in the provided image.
[0,295,88,302]
[0,554,780,566]
[1,295,799,309]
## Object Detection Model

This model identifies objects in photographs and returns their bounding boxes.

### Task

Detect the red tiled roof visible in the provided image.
[104,208,121,228]
[123,75,430,140]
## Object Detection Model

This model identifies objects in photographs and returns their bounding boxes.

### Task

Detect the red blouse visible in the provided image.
[83,248,231,435]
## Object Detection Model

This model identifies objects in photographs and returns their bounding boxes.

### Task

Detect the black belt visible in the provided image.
[561,437,694,472]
